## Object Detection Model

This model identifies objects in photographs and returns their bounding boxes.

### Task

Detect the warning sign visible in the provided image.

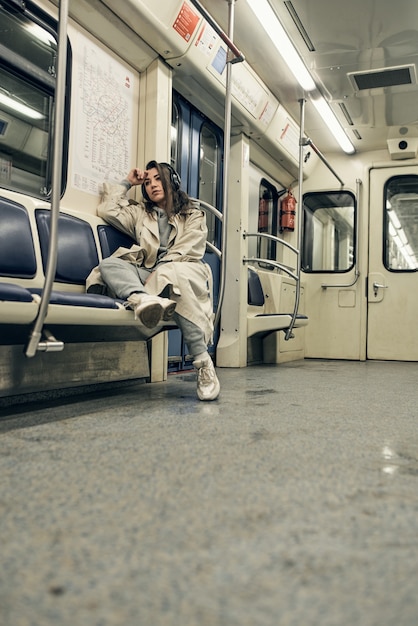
[173,2,200,42]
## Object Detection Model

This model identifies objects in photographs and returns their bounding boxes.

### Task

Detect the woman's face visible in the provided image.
[144,167,166,208]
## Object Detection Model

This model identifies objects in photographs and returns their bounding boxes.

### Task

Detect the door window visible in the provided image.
[170,100,180,171]
[302,191,355,272]
[199,123,219,244]
[384,175,418,271]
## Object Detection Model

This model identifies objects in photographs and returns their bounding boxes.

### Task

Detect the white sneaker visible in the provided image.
[159,297,177,321]
[132,294,162,328]
[193,357,220,401]
[128,293,176,328]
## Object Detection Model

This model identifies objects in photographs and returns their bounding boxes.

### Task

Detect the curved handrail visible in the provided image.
[191,197,223,322]
[242,257,298,282]
[242,231,302,339]
[196,198,224,224]
[243,231,299,255]
[321,270,360,290]
[206,241,222,259]
[25,0,69,357]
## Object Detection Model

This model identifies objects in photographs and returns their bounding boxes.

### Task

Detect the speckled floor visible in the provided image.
[1,359,418,626]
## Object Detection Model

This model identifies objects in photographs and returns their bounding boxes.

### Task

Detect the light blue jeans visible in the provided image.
[99,256,207,357]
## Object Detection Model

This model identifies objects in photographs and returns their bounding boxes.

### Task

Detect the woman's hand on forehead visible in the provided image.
[127,168,148,186]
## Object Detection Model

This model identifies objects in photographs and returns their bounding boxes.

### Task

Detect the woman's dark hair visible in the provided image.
[142,161,191,216]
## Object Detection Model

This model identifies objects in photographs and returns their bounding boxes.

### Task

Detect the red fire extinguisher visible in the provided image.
[280,188,296,232]
[258,192,270,232]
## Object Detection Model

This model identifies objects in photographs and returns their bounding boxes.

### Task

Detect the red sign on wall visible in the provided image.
[173,2,200,42]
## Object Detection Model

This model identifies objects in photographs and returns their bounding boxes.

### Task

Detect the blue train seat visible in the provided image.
[35,209,99,284]
[30,288,119,309]
[0,198,37,279]
[0,282,34,302]
[248,267,265,306]
[97,224,136,258]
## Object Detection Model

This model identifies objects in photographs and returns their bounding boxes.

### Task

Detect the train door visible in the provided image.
[367,166,418,360]
[169,91,223,370]
[301,190,361,360]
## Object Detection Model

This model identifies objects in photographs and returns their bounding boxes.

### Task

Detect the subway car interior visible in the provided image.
[1,0,418,624]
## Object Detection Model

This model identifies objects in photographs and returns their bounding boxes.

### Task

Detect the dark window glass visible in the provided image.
[199,123,220,245]
[0,3,67,198]
[302,191,355,272]
[384,175,418,271]
[257,179,279,260]
[170,101,180,171]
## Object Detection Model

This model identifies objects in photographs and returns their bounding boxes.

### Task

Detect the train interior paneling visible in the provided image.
[1,0,418,400]
[2,2,418,624]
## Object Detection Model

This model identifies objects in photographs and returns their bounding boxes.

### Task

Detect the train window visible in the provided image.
[0,2,66,198]
[302,191,355,272]
[199,123,219,244]
[384,175,418,271]
[171,100,180,170]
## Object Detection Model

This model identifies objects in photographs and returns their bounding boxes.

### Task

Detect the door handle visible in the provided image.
[373,282,388,297]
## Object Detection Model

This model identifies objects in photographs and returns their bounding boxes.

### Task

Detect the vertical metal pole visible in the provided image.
[296,98,306,281]
[214,0,236,330]
[26,0,69,357]
[285,97,305,340]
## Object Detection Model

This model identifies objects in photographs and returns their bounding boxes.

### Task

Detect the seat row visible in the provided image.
[0,192,175,340]
[0,190,307,350]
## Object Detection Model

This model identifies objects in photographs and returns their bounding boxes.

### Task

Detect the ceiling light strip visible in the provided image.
[246,0,355,154]
[0,92,44,120]
[312,97,355,154]
[246,0,316,91]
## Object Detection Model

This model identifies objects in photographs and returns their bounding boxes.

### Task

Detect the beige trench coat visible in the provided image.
[86,183,214,344]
